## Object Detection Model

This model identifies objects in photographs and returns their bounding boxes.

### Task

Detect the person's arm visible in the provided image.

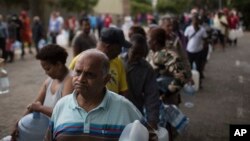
[166,52,188,94]
[118,59,129,96]
[176,38,192,81]
[27,78,52,117]
[29,75,74,116]
[184,26,189,37]
[144,67,160,129]
[220,17,228,27]
[4,23,9,38]
[11,78,49,141]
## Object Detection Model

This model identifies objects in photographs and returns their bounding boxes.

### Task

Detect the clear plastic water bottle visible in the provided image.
[0,58,10,95]
[182,83,196,108]
[164,104,189,134]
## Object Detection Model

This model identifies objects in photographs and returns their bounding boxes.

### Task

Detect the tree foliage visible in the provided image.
[131,0,153,15]
[0,0,29,9]
[231,0,250,30]
[156,0,191,14]
[156,0,229,14]
[59,0,98,13]
[0,0,26,6]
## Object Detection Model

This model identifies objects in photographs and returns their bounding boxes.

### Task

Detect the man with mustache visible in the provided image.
[45,49,142,141]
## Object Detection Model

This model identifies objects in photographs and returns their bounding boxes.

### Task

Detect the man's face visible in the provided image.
[108,44,121,60]
[82,21,91,35]
[40,60,60,79]
[162,20,173,33]
[97,41,121,60]
[73,56,108,97]
[128,42,145,62]
[192,17,199,27]
[165,21,173,33]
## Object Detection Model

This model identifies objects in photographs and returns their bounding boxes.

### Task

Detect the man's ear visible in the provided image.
[105,43,112,49]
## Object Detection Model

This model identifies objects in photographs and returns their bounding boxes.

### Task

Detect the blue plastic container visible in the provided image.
[18,112,50,141]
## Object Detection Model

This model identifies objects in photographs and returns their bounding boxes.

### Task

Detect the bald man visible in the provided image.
[45,49,142,141]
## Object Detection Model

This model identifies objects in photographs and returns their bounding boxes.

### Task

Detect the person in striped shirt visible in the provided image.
[45,49,142,141]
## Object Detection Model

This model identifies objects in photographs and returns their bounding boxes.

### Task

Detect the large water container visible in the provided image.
[191,69,200,91]
[119,120,149,141]
[0,58,10,95]
[164,105,189,134]
[18,112,50,141]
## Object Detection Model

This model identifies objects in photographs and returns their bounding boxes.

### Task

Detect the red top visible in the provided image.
[228,15,239,29]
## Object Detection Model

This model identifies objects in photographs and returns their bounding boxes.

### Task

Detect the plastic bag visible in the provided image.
[13,40,22,55]
[56,30,69,47]
[235,27,244,38]
[228,29,237,40]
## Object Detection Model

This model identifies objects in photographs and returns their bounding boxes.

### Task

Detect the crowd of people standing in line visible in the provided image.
[5,7,243,141]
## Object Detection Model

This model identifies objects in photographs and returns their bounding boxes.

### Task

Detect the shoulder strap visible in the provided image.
[189,26,200,40]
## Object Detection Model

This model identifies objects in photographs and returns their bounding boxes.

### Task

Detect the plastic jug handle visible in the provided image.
[33,112,40,119]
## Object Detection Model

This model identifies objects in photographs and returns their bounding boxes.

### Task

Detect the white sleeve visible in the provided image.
[184,27,189,37]
[202,28,208,38]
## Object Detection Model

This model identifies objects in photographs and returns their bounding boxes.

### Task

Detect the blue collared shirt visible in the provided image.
[46,90,142,141]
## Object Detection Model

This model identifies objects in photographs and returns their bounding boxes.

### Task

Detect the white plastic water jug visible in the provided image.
[0,58,10,95]
[183,83,195,95]
[156,127,169,141]
[191,69,200,91]
[18,112,50,141]
[119,120,149,141]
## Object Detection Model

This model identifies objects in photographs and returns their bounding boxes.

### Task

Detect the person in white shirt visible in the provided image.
[213,11,228,49]
[184,14,208,88]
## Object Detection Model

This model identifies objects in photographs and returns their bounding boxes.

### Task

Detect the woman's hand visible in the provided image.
[27,101,42,112]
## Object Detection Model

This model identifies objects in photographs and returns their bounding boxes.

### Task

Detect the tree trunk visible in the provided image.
[28,0,48,31]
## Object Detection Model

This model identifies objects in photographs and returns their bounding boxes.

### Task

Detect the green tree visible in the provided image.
[0,0,27,7]
[59,0,98,13]
[231,0,250,30]
[131,0,153,15]
[156,0,191,14]
[0,0,30,10]
[0,0,46,25]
